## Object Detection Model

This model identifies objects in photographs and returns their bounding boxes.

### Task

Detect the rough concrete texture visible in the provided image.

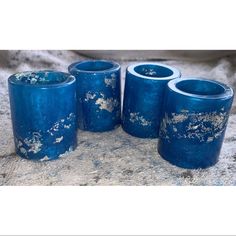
[0,50,236,185]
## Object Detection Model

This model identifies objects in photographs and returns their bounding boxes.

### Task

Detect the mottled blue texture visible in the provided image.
[8,71,77,161]
[158,78,234,169]
[122,63,181,138]
[68,60,121,132]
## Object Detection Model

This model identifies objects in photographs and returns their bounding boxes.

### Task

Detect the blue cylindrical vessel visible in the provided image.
[68,60,121,132]
[8,70,77,161]
[158,77,234,169]
[122,63,181,138]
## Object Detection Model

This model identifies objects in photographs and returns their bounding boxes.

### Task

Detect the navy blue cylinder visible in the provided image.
[68,60,121,132]
[158,77,234,169]
[122,63,181,138]
[8,70,77,161]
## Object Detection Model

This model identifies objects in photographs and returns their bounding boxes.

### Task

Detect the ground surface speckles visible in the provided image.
[0,50,236,185]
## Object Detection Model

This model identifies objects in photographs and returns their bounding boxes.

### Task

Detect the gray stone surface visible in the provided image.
[0,50,236,185]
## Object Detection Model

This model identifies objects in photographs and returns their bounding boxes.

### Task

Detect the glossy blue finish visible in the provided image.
[122,63,181,138]
[158,78,234,169]
[8,71,77,161]
[68,60,121,132]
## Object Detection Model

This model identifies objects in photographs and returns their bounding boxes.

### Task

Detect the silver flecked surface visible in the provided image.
[0,50,236,185]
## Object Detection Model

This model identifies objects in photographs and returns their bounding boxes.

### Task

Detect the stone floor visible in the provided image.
[0,50,236,185]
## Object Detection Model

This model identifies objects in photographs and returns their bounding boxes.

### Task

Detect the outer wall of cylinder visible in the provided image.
[158,77,234,169]
[68,60,121,132]
[122,63,181,138]
[8,71,77,161]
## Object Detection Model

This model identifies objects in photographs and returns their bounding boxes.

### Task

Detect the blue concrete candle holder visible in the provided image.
[8,71,77,161]
[158,78,234,169]
[68,60,121,132]
[122,63,181,138]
